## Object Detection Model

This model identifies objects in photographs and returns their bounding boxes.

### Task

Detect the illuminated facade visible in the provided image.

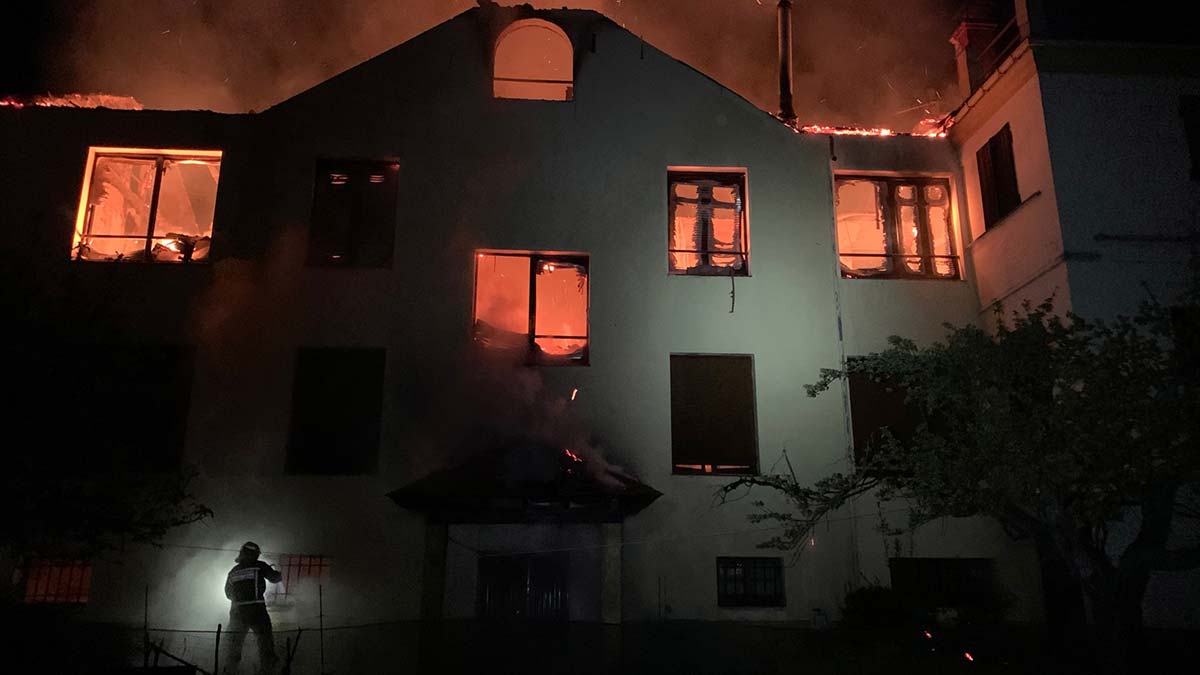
[3,1,1196,671]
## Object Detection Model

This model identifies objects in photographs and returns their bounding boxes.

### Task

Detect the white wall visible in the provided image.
[1038,70,1200,320]
[1,7,1044,648]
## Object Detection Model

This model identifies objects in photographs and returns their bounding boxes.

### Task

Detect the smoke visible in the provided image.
[49,0,961,126]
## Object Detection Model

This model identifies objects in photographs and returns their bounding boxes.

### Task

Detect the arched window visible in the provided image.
[493,19,574,101]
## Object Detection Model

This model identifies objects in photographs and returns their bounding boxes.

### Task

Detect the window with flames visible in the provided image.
[473,251,589,365]
[23,559,92,605]
[73,147,222,263]
[834,176,959,280]
[668,170,749,276]
[269,555,331,606]
[493,19,574,101]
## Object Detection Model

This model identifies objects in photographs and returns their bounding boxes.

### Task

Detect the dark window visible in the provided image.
[473,251,589,365]
[308,160,399,267]
[976,124,1021,229]
[717,557,784,607]
[55,344,194,472]
[286,348,385,475]
[1182,96,1200,181]
[478,553,568,621]
[889,557,998,611]
[847,370,918,467]
[670,354,758,474]
[668,171,749,275]
[23,560,91,604]
[269,554,331,606]
[835,176,959,279]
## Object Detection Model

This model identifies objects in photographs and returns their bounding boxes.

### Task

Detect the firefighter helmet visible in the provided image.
[236,541,261,563]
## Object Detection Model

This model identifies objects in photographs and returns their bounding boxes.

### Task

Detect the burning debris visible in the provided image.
[0,93,143,110]
[795,120,948,139]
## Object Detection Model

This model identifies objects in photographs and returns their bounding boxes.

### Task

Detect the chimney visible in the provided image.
[777,0,796,123]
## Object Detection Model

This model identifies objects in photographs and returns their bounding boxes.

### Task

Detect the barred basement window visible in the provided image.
[73,147,222,262]
[835,176,959,279]
[269,555,331,606]
[668,170,749,275]
[23,560,92,604]
[473,251,589,365]
[716,557,784,607]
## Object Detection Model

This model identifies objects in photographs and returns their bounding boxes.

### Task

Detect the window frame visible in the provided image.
[22,559,92,605]
[976,124,1021,229]
[472,250,591,366]
[667,168,750,276]
[72,146,223,263]
[833,174,961,280]
[716,556,785,608]
[268,554,331,607]
[670,353,759,476]
[492,19,575,101]
[307,158,400,268]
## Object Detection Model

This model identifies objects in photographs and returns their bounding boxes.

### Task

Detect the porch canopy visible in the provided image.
[387,441,661,524]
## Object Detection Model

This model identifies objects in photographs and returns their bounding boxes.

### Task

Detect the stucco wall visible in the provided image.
[1,6,1042,651]
[1038,71,1200,319]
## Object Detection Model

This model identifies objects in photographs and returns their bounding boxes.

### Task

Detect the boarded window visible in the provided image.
[269,554,331,606]
[834,176,959,279]
[473,252,589,365]
[716,557,784,607]
[309,160,399,267]
[847,370,918,466]
[494,19,574,101]
[286,348,385,475]
[976,124,1021,229]
[668,171,749,275]
[670,354,757,474]
[54,344,194,473]
[73,148,221,262]
[23,560,92,604]
[1182,96,1200,180]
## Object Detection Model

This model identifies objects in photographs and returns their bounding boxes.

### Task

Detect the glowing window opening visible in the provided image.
[23,559,91,604]
[72,147,222,263]
[473,251,589,366]
[668,170,749,276]
[269,554,331,606]
[493,19,574,101]
[833,175,960,280]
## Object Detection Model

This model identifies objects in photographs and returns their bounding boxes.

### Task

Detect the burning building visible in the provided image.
[2,0,1197,671]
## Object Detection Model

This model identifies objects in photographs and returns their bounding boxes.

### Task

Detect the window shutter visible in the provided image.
[670,355,758,468]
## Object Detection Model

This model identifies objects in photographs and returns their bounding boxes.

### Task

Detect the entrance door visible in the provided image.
[478,553,568,621]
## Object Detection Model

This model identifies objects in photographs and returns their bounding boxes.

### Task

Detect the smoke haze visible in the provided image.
[46,0,961,127]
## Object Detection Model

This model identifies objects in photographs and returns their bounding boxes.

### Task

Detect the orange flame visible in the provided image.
[1,93,143,110]
[563,448,584,463]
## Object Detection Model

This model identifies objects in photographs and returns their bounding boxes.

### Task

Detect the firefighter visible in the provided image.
[223,541,282,674]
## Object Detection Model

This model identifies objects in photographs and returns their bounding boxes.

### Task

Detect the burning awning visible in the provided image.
[387,441,661,524]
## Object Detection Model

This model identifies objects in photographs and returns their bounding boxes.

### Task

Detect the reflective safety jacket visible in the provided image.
[225,560,283,606]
